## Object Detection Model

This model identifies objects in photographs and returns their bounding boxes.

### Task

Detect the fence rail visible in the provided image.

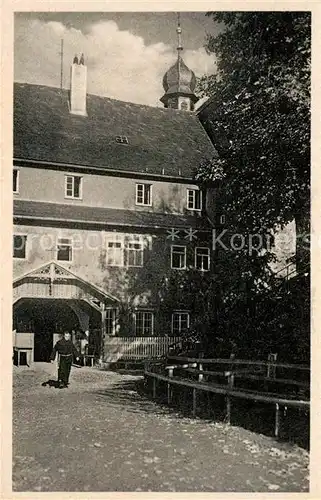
[144,355,310,439]
[104,336,181,362]
[166,356,310,371]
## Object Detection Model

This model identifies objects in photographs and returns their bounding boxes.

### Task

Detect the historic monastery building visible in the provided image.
[12,23,294,364]
[12,24,223,362]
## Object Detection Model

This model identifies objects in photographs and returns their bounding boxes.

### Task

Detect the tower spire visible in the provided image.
[160,13,198,111]
[176,12,183,54]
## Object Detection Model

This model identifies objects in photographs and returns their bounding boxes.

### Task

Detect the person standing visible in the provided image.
[50,332,80,388]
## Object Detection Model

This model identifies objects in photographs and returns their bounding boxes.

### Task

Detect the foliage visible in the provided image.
[195,157,226,183]
[197,12,310,234]
[158,265,216,335]
[192,12,310,360]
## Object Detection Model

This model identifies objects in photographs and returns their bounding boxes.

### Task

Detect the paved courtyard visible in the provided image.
[13,363,309,492]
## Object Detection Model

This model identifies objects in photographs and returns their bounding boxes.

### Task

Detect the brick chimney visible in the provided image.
[70,53,87,116]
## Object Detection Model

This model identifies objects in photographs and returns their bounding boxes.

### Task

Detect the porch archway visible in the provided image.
[13,261,119,361]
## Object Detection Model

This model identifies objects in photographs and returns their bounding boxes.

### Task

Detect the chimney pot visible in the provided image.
[70,55,87,116]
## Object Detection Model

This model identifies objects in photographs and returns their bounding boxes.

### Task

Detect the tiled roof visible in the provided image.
[14,200,213,231]
[14,83,217,178]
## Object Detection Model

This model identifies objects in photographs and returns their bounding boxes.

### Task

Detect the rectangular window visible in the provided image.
[57,238,73,261]
[107,241,123,266]
[125,242,143,267]
[172,312,190,336]
[136,183,152,206]
[135,311,154,336]
[13,234,27,259]
[13,169,19,193]
[106,309,117,336]
[187,189,202,211]
[195,247,210,271]
[171,245,186,270]
[65,175,82,199]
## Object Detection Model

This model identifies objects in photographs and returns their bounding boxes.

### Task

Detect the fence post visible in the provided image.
[167,367,173,405]
[267,353,277,379]
[226,372,234,425]
[192,387,197,417]
[275,403,280,437]
[152,377,157,399]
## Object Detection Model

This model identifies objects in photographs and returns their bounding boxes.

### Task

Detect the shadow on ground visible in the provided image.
[93,377,309,450]
[93,379,185,420]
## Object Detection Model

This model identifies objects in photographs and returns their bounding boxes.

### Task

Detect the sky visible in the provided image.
[14,12,221,108]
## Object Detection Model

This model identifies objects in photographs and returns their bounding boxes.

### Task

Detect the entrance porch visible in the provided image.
[13,261,119,362]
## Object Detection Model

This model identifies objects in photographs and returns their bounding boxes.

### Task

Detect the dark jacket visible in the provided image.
[50,339,79,361]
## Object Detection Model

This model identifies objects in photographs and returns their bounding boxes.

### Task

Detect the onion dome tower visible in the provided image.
[160,14,198,111]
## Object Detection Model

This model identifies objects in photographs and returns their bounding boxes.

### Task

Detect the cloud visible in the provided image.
[14,18,216,107]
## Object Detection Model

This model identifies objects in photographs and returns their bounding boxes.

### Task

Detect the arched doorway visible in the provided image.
[13,261,120,362]
[14,299,81,361]
[13,297,105,362]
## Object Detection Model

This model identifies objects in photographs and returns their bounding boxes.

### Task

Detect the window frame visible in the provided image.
[134,310,154,337]
[125,241,144,267]
[64,175,83,200]
[187,189,202,211]
[172,311,190,336]
[13,168,19,194]
[195,246,210,272]
[106,308,117,336]
[13,234,27,259]
[106,240,124,267]
[135,183,152,207]
[56,237,73,262]
[171,245,186,270]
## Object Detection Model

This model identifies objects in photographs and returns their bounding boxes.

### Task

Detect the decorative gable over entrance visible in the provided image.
[13,261,119,309]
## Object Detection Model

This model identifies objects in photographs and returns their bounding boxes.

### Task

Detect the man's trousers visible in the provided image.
[58,355,73,385]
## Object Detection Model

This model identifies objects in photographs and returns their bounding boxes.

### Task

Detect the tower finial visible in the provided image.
[176,12,183,53]
[160,12,198,111]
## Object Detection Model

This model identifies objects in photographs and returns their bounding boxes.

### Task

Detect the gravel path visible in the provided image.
[13,363,309,492]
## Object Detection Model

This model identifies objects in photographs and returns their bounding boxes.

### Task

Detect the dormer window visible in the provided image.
[13,169,19,193]
[115,135,129,145]
[136,183,152,206]
[65,175,82,199]
[187,189,202,211]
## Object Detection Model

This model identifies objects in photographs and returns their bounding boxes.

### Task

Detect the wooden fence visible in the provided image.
[144,355,310,438]
[104,336,181,362]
